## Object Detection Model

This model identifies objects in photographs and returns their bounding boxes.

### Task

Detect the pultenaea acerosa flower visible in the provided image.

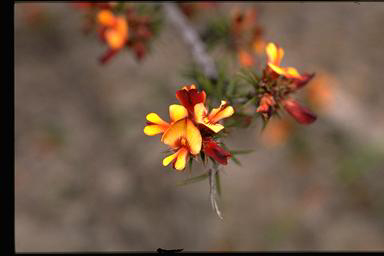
[144,85,234,171]
[266,42,314,89]
[259,42,317,125]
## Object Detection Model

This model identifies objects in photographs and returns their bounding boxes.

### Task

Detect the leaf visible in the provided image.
[230,155,242,166]
[239,96,257,110]
[197,72,214,95]
[236,68,260,87]
[260,115,270,133]
[230,149,256,155]
[215,171,221,197]
[225,78,236,98]
[177,172,210,186]
[209,169,223,220]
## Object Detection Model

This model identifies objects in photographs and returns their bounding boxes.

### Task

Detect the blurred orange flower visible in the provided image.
[306,73,334,111]
[238,50,254,68]
[260,118,292,148]
[97,10,128,50]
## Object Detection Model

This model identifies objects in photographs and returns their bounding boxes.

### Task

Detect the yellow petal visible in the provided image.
[163,151,179,166]
[144,125,166,136]
[169,104,188,122]
[202,122,224,133]
[186,119,202,155]
[268,63,286,76]
[266,42,284,66]
[283,67,302,79]
[146,113,169,126]
[161,118,187,147]
[208,101,235,123]
[174,148,188,171]
[116,17,128,39]
[210,106,234,123]
[106,30,125,49]
[193,103,207,123]
[182,84,196,90]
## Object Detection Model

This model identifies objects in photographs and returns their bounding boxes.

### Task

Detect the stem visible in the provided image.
[163,3,218,80]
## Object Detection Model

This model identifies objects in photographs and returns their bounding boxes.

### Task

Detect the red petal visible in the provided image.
[203,139,231,165]
[176,88,206,114]
[291,73,315,90]
[133,42,146,61]
[283,99,317,125]
[99,48,119,64]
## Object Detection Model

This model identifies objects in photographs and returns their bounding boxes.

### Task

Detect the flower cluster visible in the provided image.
[97,9,129,63]
[144,85,234,171]
[72,3,161,64]
[255,42,317,124]
[230,7,265,68]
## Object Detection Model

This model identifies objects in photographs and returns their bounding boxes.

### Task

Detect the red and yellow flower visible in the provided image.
[266,42,314,89]
[258,42,317,125]
[144,85,234,171]
[161,118,202,171]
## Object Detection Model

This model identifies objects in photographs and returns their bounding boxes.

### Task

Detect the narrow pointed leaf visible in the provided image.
[177,172,209,186]
[230,149,255,155]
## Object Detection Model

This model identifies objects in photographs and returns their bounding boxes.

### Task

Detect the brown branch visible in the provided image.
[163,3,218,80]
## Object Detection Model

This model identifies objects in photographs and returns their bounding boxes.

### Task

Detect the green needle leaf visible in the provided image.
[230,149,256,155]
[177,172,210,186]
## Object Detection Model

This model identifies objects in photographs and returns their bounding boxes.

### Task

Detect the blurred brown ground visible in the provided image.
[15,2,384,251]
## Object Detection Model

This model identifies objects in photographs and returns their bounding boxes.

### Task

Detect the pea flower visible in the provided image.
[162,118,202,171]
[144,85,235,171]
[259,42,317,125]
[175,84,206,115]
[144,104,201,171]
[266,42,314,89]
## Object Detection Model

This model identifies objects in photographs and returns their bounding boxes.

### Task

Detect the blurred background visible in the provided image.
[15,2,384,251]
